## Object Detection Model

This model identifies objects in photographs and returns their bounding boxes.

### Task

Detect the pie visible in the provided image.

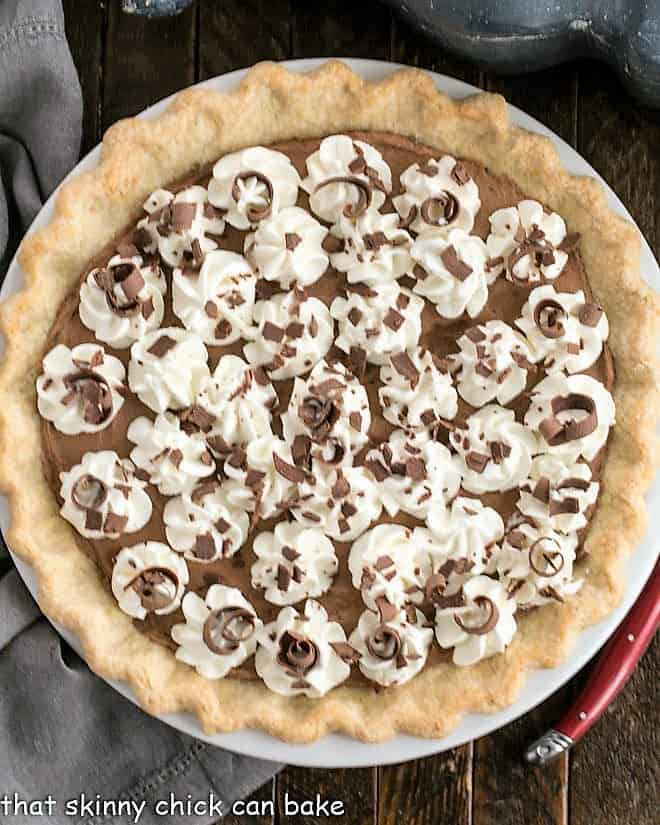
[0,62,657,743]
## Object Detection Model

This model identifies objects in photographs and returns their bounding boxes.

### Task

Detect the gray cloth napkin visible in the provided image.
[0,2,281,821]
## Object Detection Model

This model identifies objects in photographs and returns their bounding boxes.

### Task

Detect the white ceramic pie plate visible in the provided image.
[1,59,658,768]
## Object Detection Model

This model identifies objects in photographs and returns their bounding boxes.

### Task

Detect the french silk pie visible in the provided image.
[0,63,657,742]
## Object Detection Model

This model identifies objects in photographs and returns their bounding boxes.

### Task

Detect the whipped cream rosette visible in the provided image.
[244,289,333,379]
[393,155,480,235]
[244,205,329,289]
[497,522,582,608]
[208,146,301,230]
[136,185,226,269]
[112,542,189,620]
[127,411,215,496]
[80,251,166,348]
[37,343,125,435]
[525,373,615,462]
[515,285,609,373]
[332,282,424,366]
[172,250,256,345]
[449,404,538,493]
[410,227,492,319]
[424,496,504,597]
[327,209,413,286]
[164,480,249,563]
[517,455,599,533]
[195,354,276,452]
[301,135,392,223]
[171,585,261,680]
[434,575,517,666]
[349,602,433,687]
[348,523,432,610]
[379,347,458,430]
[289,465,382,542]
[128,327,209,414]
[486,199,569,285]
[425,496,504,562]
[252,521,338,606]
[255,599,351,697]
[281,359,371,467]
[455,320,534,407]
[59,451,152,539]
[365,429,461,519]
[221,434,300,521]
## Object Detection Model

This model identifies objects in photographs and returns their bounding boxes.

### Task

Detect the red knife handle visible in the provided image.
[555,557,660,742]
[525,557,659,765]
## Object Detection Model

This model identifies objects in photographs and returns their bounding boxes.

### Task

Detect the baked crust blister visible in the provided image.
[1,61,658,742]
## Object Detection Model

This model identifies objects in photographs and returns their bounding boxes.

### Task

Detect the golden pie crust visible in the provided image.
[0,62,658,742]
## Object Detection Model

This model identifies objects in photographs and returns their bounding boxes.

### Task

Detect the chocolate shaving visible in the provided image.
[71,474,108,510]
[262,321,284,343]
[539,393,598,445]
[529,537,565,576]
[193,533,217,561]
[375,596,398,623]
[103,512,128,534]
[454,595,499,636]
[578,303,604,327]
[420,191,459,226]
[533,298,567,339]
[277,631,319,675]
[272,452,306,484]
[366,624,402,661]
[322,233,344,254]
[348,346,367,381]
[532,476,551,502]
[465,451,490,473]
[203,606,255,655]
[383,308,405,331]
[62,370,113,426]
[231,170,274,222]
[390,351,420,385]
[148,335,178,358]
[285,232,302,251]
[440,244,472,281]
[129,568,178,612]
[315,176,372,219]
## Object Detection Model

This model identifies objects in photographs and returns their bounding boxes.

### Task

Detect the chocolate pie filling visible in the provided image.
[39,132,615,687]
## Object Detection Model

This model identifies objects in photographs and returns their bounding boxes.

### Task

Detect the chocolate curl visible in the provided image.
[420,191,458,226]
[533,298,567,339]
[203,607,256,655]
[529,538,565,577]
[454,595,499,636]
[231,170,274,221]
[314,176,372,218]
[539,393,598,445]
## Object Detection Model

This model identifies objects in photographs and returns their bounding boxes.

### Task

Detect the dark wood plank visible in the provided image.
[277,766,376,825]
[102,0,196,129]
[577,59,660,253]
[473,688,571,825]
[379,746,472,825]
[290,0,391,60]
[198,0,292,80]
[484,66,578,147]
[390,15,483,88]
[62,0,106,155]
[570,635,659,825]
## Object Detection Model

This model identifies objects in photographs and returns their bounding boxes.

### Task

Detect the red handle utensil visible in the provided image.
[524,557,660,765]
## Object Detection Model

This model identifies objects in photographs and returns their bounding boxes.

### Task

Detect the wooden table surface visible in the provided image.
[61,2,658,823]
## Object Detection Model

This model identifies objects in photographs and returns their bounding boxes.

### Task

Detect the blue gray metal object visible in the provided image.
[383,1,660,107]
[121,0,193,17]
